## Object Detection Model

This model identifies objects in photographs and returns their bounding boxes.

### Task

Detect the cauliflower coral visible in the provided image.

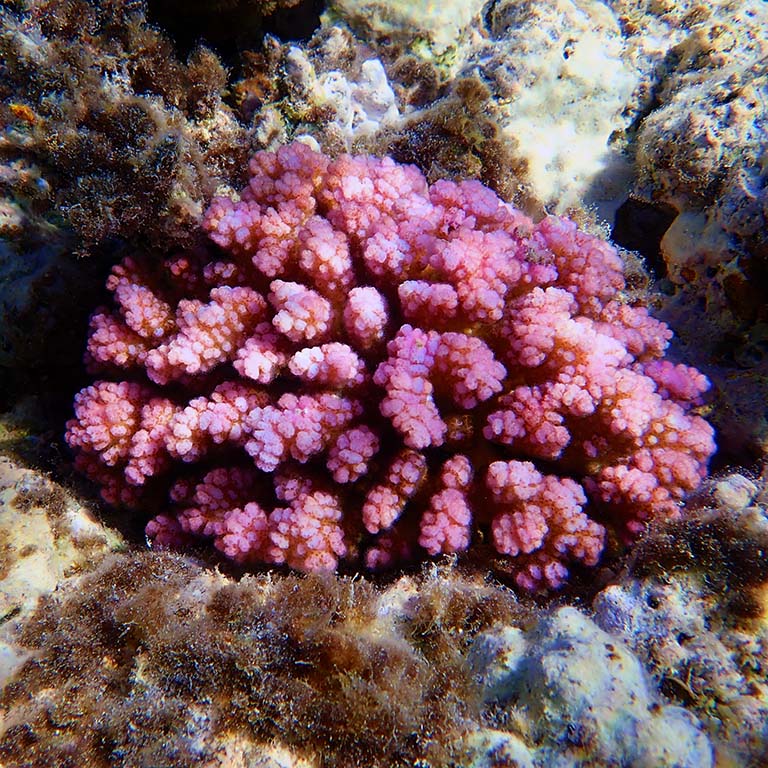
[65,142,716,590]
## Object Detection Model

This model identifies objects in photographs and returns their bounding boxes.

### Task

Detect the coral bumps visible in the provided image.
[66,142,715,590]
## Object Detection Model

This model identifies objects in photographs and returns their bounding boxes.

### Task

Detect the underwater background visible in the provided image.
[1,1,767,766]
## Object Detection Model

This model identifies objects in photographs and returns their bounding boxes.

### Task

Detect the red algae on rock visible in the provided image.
[65,142,716,591]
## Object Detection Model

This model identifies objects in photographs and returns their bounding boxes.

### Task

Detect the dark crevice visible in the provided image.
[144,0,324,64]
[611,198,677,279]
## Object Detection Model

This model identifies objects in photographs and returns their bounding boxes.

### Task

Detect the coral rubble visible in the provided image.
[0,0,249,254]
[593,468,768,766]
[0,554,519,768]
[470,606,714,767]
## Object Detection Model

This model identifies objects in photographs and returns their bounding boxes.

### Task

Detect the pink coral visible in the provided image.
[66,141,716,590]
[327,426,379,483]
[215,503,270,564]
[486,460,604,591]
[68,381,150,466]
[145,286,266,384]
[363,449,428,534]
[419,456,474,556]
[268,486,347,572]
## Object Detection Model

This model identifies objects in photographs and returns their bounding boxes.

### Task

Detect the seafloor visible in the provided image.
[1,1,767,766]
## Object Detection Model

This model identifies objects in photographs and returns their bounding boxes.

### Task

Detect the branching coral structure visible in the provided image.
[65,142,716,590]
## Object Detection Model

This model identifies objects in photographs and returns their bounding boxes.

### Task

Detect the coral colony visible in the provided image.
[65,142,715,590]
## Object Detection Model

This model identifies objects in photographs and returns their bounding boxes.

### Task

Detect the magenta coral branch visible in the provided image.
[66,141,716,590]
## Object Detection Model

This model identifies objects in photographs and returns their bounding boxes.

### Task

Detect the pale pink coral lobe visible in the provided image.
[66,142,716,590]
